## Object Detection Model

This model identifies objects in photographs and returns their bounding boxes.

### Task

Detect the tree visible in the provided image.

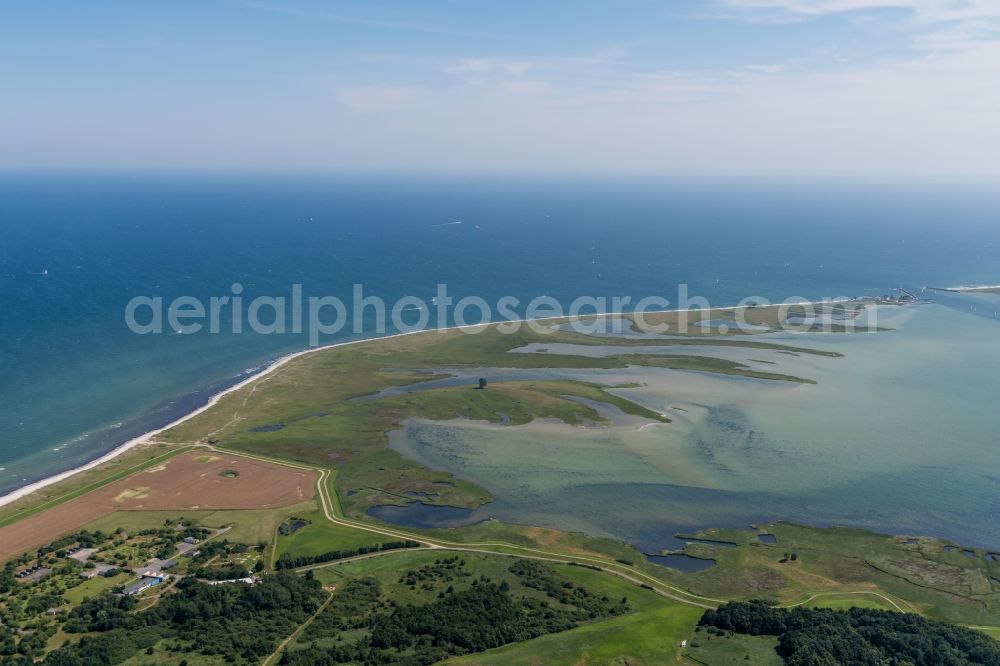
[477,378,488,390]
[0,630,16,656]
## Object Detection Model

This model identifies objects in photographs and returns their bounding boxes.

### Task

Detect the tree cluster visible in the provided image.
[509,559,630,620]
[7,571,327,665]
[699,600,1000,665]
[282,560,630,665]
[63,594,137,633]
[274,540,421,569]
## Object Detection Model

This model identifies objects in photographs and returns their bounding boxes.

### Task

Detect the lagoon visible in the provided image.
[386,302,1000,553]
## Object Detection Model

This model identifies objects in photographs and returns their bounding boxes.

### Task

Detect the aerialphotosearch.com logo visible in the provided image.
[124,283,874,346]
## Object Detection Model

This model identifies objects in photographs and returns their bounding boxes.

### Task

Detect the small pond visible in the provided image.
[367,502,490,529]
[646,553,716,573]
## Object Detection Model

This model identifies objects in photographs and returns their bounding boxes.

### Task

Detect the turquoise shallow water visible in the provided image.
[1,173,999,549]
[386,302,1000,552]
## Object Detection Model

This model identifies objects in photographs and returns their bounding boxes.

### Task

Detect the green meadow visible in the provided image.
[683,633,782,666]
[273,509,388,560]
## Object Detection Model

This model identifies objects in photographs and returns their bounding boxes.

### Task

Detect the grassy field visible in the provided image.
[273,508,389,559]
[316,548,440,579]
[61,572,131,605]
[977,626,1000,640]
[682,632,782,666]
[83,502,318,549]
[618,353,817,383]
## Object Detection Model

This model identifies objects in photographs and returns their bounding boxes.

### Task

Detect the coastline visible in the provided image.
[0,334,391,509]
[930,285,1000,293]
[0,298,870,510]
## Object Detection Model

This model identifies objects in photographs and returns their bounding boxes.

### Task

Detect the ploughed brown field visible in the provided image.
[0,451,316,561]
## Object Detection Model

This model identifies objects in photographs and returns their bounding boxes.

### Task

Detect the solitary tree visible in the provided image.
[477,378,488,390]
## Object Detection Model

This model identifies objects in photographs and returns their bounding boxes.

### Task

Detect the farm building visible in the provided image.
[123,575,165,596]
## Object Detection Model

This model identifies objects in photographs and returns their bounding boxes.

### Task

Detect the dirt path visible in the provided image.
[782,590,913,613]
[235,455,723,609]
[262,586,337,666]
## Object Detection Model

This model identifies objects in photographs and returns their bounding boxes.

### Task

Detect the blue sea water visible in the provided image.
[2,172,999,503]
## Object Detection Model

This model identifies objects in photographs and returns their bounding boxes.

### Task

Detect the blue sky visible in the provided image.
[2,1,999,174]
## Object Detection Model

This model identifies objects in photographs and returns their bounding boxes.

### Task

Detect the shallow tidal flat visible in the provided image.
[386,303,1000,554]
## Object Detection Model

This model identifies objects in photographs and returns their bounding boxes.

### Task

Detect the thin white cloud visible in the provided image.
[334,84,430,113]
[722,0,1000,19]
[444,59,534,77]
[723,0,914,14]
[442,44,639,84]
[743,63,789,73]
[300,34,1000,175]
[720,0,1000,50]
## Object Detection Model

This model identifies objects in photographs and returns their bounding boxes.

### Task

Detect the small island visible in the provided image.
[932,285,1000,295]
